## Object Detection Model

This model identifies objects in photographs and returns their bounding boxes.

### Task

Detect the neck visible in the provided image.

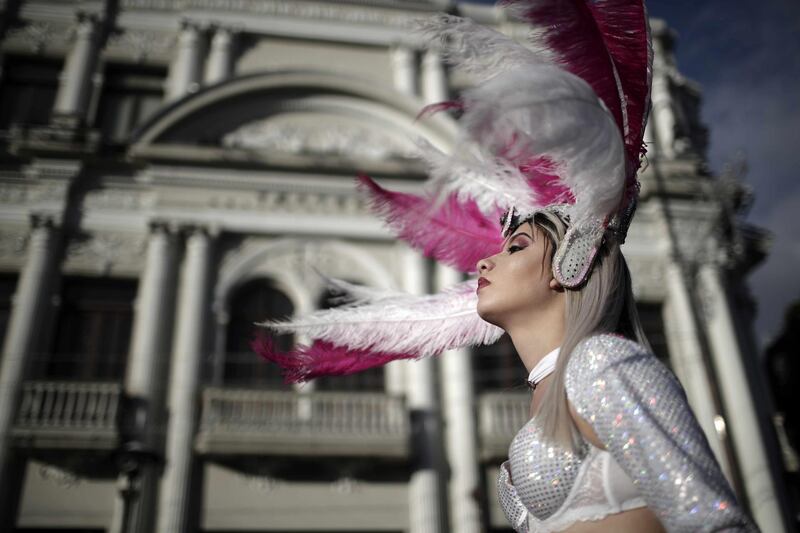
[505,307,565,374]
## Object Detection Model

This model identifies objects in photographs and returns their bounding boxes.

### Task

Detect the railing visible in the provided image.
[197,388,409,457]
[13,381,122,449]
[478,392,530,460]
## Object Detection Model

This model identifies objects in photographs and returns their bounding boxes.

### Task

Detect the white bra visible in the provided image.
[498,346,647,532]
[499,419,647,532]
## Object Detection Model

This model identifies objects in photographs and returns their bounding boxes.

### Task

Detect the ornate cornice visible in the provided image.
[120,0,429,28]
[222,121,414,161]
[65,231,148,274]
[5,20,70,52]
[106,28,174,62]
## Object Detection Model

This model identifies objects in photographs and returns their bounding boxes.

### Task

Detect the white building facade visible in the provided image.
[0,1,791,532]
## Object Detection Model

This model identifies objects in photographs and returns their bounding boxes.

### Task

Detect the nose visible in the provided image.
[477,256,494,273]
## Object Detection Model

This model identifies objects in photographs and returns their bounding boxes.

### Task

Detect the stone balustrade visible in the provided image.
[478,392,529,460]
[196,388,410,457]
[12,381,121,449]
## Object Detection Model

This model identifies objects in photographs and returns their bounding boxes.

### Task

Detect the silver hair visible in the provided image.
[531,210,651,448]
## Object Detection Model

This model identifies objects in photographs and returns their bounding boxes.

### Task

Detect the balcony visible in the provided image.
[12,381,121,450]
[196,388,410,457]
[478,392,530,460]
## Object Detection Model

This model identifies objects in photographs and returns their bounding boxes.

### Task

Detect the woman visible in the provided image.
[476,211,757,532]
[256,2,759,530]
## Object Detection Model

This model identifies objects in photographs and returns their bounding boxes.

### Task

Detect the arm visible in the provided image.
[564,334,759,532]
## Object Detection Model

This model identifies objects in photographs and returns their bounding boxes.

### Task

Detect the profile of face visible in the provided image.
[476,222,564,329]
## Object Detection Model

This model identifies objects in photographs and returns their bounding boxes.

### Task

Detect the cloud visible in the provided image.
[651,0,800,346]
[748,193,800,346]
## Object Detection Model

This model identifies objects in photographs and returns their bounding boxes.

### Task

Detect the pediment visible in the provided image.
[129,70,456,172]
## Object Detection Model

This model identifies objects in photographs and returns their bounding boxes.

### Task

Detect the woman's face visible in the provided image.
[476,222,562,328]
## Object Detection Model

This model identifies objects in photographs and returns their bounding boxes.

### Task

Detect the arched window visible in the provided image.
[312,286,385,392]
[224,278,293,389]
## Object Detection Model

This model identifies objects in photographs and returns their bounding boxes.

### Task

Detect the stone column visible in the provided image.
[698,263,787,533]
[53,14,100,122]
[421,50,448,104]
[156,227,214,533]
[650,32,676,159]
[165,22,204,103]
[391,45,418,96]
[436,264,481,533]
[0,216,60,523]
[110,223,178,533]
[404,248,445,533]
[204,27,235,86]
[662,262,731,478]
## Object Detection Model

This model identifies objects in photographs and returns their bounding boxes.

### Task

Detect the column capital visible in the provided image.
[74,10,101,26]
[147,219,178,236]
[29,213,58,230]
[179,18,207,33]
[179,223,220,239]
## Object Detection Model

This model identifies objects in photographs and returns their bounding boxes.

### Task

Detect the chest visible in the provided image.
[508,417,589,520]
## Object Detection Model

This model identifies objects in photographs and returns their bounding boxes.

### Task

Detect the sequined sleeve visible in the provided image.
[564,334,759,532]
[497,460,530,532]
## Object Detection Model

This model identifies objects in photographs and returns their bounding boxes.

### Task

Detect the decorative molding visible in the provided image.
[106,28,174,62]
[38,464,82,488]
[222,121,413,161]
[120,0,424,28]
[0,182,69,206]
[0,229,28,260]
[65,232,148,273]
[5,21,70,53]
[85,188,155,211]
[207,189,365,217]
[246,474,281,492]
[330,476,361,494]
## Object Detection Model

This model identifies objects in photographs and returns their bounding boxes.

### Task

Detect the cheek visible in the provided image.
[476,254,550,323]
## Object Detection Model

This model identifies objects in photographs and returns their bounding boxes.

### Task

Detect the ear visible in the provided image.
[549,277,565,292]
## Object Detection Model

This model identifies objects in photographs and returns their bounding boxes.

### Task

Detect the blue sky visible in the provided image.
[463,0,800,348]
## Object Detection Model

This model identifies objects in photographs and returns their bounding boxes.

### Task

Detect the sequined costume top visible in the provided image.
[497,334,758,532]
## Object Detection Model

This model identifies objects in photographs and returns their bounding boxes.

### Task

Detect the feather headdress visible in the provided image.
[255,0,652,383]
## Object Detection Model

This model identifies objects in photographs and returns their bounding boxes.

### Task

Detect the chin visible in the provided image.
[476,299,505,328]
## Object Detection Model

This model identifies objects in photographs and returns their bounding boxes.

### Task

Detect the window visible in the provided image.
[94,63,165,143]
[0,273,18,352]
[636,302,671,367]
[35,276,136,380]
[0,56,61,128]
[224,278,293,389]
[312,287,385,392]
[472,334,527,393]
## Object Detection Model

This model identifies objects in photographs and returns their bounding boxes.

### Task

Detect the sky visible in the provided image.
[463,0,800,349]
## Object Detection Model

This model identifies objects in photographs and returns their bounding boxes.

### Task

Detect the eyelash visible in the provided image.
[508,245,525,254]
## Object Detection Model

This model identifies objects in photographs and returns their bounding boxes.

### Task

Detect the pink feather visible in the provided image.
[252,333,416,384]
[357,174,503,273]
[417,100,464,120]
[502,0,651,171]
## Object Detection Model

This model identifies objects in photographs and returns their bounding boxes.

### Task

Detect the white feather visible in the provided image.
[414,15,626,228]
[414,14,550,81]
[259,279,503,357]
[415,138,538,216]
[461,66,626,226]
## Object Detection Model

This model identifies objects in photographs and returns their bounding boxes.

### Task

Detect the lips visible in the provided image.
[477,277,491,290]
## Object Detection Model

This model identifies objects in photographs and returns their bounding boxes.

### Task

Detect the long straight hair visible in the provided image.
[532,211,651,448]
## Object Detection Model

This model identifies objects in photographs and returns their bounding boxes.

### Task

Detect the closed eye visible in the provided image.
[508,245,525,254]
